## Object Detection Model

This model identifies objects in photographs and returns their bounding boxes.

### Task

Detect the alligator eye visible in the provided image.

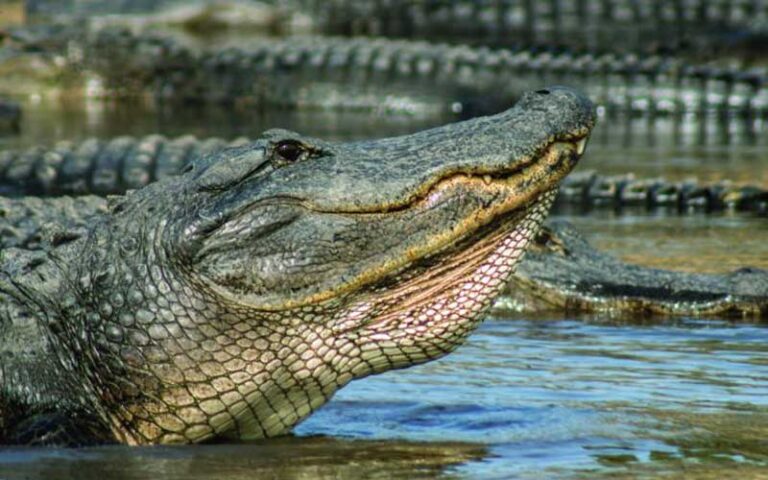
[274,140,305,163]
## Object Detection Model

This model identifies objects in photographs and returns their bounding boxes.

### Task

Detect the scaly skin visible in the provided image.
[556,171,768,213]
[0,87,594,445]
[0,135,249,196]
[6,195,767,324]
[2,135,766,213]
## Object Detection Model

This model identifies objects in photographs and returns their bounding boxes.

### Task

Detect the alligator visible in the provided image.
[556,171,768,213]
[496,221,768,318]
[0,135,251,196]
[3,143,766,321]
[22,0,768,53]
[80,29,768,115]
[294,0,768,52]
[3,134,766,213]
[2,26,766,116]
[0,87,594,445]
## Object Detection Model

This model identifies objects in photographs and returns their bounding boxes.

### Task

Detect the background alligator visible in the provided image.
[21,0,768,53]
[89,29,768,113]
[498,221,768,317]
[2,26,764,116]
[294,0,768,52]
[2,134,767,213]
[0,88,594,445]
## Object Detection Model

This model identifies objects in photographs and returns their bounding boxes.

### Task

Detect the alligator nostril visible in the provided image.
[535,89,550,95]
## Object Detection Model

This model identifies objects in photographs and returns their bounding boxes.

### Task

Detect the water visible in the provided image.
[1,317,766,479]
[563,211,768,272]
[0,98,440,151]
[300,317,768,478]
[585,113,768,185]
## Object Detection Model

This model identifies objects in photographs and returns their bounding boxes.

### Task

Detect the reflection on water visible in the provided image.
[0,98,444,152]
[561,211,768,273]
[582,111,767,186]
[0,436,486,480]
[1,317,765,479]
[592,111,766,152]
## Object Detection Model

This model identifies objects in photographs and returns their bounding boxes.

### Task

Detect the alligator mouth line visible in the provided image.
[396,135,588,212]
[303,134,588,216]
[420,137,585,207]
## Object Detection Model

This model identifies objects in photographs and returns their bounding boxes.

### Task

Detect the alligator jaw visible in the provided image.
[328,132,589,374]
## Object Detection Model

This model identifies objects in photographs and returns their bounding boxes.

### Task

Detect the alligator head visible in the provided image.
[30,87,594,444]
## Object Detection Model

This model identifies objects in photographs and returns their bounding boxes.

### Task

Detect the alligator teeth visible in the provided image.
[576,137,588,155]
[483,175,492,185]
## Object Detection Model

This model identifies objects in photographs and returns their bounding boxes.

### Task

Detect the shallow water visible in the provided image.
[1,316,766,479]
[0,98,439,151]
[299,316,768,478]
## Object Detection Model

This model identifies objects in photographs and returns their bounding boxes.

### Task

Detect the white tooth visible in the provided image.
[483,174,492,185]
[576,138,588,155]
